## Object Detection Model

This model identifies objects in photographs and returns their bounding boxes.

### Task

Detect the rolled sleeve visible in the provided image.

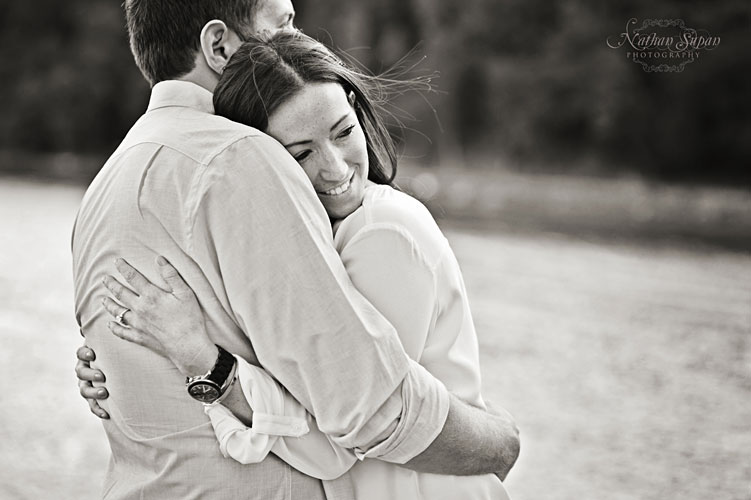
[354,360,450,463]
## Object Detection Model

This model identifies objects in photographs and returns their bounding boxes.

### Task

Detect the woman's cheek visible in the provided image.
[301,163,319,186]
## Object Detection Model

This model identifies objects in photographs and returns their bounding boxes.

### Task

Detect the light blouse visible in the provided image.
[205,183,510,500]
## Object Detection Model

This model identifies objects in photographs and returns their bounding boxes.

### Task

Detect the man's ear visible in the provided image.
[199,20,241,75]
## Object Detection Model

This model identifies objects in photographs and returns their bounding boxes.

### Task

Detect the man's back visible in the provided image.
[72,81,327,499]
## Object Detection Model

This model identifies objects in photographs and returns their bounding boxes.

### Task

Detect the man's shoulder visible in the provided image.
[114,109,271,167]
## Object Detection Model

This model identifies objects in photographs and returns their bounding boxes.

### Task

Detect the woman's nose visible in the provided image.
[319,144,350,180]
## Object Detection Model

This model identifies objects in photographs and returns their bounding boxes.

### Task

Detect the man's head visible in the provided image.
[124,0,295,89]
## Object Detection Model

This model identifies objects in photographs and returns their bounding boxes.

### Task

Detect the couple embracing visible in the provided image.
[72,1,519,498]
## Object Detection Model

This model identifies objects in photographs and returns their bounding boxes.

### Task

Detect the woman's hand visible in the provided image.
[102,257,217,378]
[75,344,109,419]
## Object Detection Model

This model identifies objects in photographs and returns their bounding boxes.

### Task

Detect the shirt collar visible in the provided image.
[147,80,215,114]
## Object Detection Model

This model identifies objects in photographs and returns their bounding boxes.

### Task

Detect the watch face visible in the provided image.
[188,382,221,403]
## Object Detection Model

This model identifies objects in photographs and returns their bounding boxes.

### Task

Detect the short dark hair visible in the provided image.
[124,0,259,86]
[214,30,398,186]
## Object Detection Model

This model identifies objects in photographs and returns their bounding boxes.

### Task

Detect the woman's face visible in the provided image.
[266,82,369,220]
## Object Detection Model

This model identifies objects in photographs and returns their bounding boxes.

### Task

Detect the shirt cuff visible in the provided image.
[354,360,450,464]
[204,355,309,464]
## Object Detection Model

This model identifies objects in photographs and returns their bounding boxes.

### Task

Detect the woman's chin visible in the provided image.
[322,195,363,221]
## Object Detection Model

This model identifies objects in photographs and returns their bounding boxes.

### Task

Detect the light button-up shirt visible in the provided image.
[72,81,449,499]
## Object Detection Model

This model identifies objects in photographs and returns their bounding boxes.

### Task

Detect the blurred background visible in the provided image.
[0,0,749,499]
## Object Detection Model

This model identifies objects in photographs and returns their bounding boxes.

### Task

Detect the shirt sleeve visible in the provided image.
[205,355,357,480]
[190,134,449,463]
[338,223,437,363]
[336,213,449,460]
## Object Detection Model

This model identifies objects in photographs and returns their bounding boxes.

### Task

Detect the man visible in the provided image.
[72,1,519,498]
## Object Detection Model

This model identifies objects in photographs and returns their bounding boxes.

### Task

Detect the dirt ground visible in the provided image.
[1,179,749,499]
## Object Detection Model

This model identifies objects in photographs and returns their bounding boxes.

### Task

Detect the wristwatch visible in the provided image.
[186,344,237,404]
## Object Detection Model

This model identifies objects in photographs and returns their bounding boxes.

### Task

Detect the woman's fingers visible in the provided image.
[102,296,138,330]
[103,275,139,307]
[107,320,146,346]
[107,321,166,356]
[78,378,109,400]
[156,256,193,300]
[75,347,110,419]
[78,379,110,419]
[115,258,162,296]
[76,344,96,362]
[75,357,106,383]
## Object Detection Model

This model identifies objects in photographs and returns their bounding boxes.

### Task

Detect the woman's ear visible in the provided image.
[199,20,242,75]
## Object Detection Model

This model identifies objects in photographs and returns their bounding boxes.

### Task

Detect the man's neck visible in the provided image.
[176,71,217,94]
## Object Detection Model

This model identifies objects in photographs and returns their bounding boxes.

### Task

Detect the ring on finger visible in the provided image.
[115,307,131,327]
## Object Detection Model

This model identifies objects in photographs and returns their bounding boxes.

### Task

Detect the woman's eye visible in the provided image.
[337,125,355,139]
[293,150,311,163]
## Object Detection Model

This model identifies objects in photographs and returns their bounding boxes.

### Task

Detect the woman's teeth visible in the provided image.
[323,178,351,196]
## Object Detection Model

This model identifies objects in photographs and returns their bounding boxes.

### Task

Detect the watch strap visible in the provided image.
[210,360,238,406]
[185,345,235,390]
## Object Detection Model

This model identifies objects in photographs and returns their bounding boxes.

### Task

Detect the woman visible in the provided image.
[78,30,512,499]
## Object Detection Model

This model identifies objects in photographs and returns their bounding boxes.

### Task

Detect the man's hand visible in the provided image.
[102,257,217,377]
[75,345,109,419]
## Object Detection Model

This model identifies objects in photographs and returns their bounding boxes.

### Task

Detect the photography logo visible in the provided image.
[607,18,720,72]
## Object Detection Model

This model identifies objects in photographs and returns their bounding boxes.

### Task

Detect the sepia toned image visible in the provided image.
[0,1,749,499]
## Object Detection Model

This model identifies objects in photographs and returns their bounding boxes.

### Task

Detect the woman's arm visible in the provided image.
[335,192,518,478]
[205,355,357,479]
[336,223,437,361]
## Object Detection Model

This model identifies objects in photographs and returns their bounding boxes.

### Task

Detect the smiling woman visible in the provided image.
[213,30,401,219]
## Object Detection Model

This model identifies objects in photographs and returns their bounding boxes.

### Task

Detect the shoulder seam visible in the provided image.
[111,130,265,167]
[203,131,267,167]
[343,221,443,274]
[184,132,270,253]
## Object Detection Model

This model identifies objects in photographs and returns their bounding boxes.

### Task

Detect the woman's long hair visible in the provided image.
[214,30,397,186]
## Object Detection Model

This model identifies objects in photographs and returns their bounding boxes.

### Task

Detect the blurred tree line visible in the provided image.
[1,0,749,184]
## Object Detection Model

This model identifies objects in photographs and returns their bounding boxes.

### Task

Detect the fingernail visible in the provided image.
[85,352,94,360]
[157,256,167,266]
[94,373,103,381]
[97,389,107,397]
[100,413,109,419]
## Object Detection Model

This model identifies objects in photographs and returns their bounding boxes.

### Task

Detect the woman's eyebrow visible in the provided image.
[282,139,311,148]
[283,112,352,148]
[330,112,350,132]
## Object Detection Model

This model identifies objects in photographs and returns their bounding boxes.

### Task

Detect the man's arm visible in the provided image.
[79,332,520,478]
[98,247,519,479]
[194,134,439,459]
[406,394,520,478]
[128,316,519,478]
[154,133,517,474]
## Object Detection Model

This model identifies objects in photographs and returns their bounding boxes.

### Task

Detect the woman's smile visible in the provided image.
[319,170,355,196]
